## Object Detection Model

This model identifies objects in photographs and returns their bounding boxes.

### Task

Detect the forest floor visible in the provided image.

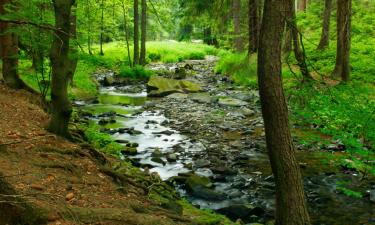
[0,83,225,225]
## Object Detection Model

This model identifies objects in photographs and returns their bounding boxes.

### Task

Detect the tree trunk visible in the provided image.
[121,1,132,67]
[48,0,75,138]
[233,0,242,51]
[257,0,311,224]
[298,0,307,11]
[140,0,147,65]
[287,0,312,80]
[133,0,139,66]
[99,0,104,56]
[317,0,332,50]
[332,0,351,82]
[0,0,26,89]
[67,3,78,87]
[283,25,293,57]
[248,0,259,54]
[86,0,93,55]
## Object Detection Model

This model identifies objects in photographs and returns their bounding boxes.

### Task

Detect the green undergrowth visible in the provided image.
[215,0,375,176]
[82,122,123,156]
[119,65,153,79]
[215,51,257,88]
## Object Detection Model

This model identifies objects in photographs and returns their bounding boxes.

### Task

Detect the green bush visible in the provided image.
[119,65,153,79]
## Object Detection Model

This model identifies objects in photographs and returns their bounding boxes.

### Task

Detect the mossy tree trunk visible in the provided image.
[248,0,259,54]
[332,0,351,82]
[48,0,75,138]
[287,0,313,81]
[233,0,242,51]
[0,0,27,89]
[133,0,139,66]
[257,0,311,224]
[317,0,333,50]
[140,0,147,65]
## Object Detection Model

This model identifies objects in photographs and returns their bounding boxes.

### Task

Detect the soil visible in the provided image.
[0,84,197,225]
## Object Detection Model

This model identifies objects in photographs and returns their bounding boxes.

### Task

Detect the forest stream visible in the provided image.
[76,57,375,225]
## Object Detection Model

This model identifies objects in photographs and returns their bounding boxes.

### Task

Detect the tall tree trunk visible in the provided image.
[233,0,242,51]
[332,0,351,82]
[287,1,312,80]
[0,0,26,89]
[99,0,104,56]
[298,0,307,11]
[317,0,333,50]
[48,0,75,138]
[257,0,311,224]
[68,3,78,87]
[283,25,293,57]
[121,1,132,67]
[86,0,93,55]
[248,0,259,54]
[140,0,147,65]
[133,0,139,66]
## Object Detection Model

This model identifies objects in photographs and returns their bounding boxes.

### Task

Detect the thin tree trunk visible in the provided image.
[332,0,351,82]
[283,25,292,57]
[99,0,104,56]
[0,0,26,89]
[287,1,312,80]
[86,0,93,55]
[48,0,75,138]
[257,0,311,224]
[317,0,332,50]
[140,0,147,65]
[233,0,242,51]
[121,1,132,67]
[248,0,259,54]
[68,3,78,87]
[133,0,139,66]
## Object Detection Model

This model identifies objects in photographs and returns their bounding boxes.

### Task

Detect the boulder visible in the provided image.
[188,93,213,104]
[218,97,249,107]
[147,76,203,97]
[216,204,265,223]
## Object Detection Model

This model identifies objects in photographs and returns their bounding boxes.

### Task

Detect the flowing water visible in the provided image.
[77,62,375,225]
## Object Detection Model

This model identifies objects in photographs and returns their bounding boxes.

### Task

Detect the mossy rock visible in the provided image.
[121,146,138,156]
[147,76,203,97]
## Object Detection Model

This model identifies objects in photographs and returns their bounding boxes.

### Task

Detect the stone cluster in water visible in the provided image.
[77,57,375,225]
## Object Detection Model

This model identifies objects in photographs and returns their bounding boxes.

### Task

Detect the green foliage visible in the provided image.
[84,122,123,156]
[178,200,236,225]
[119,65,153,79]
[215,51,257,88]
[336,181,363,198]
[146,41,218,63]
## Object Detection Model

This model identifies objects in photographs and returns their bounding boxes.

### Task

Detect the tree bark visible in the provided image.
[332,0,351,82]
[99,0,104,56]
[248,0,259,54]
[233,0,242,51]
[140,0,147,65]
[48,0,75,138]
[0,0,26,89]
[257,0,311,224]
[68,3,77,87]
[298,0,307,11]
[121,1,132,67]
[287,0,312,81]
[133,0,139,66]
[317,0,333,50]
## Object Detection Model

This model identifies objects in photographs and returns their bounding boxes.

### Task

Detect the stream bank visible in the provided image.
[77,57,375,225]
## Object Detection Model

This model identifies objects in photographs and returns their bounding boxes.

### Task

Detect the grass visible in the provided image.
[18,41,218,101]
